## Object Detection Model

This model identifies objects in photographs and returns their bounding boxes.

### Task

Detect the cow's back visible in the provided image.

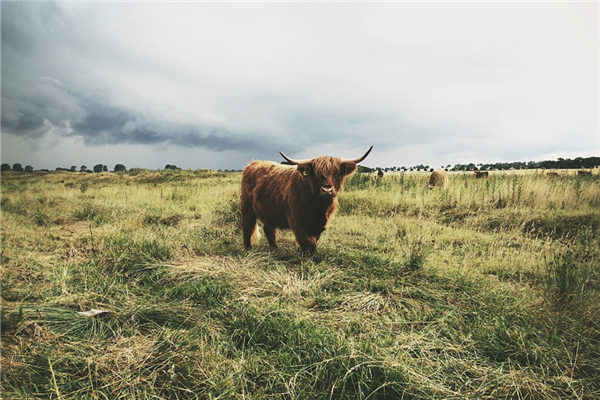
[241,161,295,228]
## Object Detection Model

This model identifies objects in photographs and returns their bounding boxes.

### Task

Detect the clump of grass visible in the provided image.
[1,195,54,225]
[405,236,430,272]
[212,196,241,227]
[5,304,198,342]
[345,172,379,190]
[165,275,231,307]
[32,208,51,226]
[524,212,600,239]
[142,213,183,227]
[190,226,240,256]
[546,250,594,306]
[72,202,112,224]
[96,234,172,276]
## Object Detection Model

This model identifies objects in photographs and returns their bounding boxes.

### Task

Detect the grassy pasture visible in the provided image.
[1,168,599,399]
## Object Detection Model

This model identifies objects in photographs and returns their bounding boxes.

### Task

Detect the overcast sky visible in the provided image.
[1,2,598,170]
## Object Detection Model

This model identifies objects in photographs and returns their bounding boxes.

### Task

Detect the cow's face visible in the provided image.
[297,157,357,198]
[279,146,373,198]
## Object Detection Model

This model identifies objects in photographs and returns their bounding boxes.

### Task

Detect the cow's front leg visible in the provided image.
[263,225,277,248]
[291,229,317,256]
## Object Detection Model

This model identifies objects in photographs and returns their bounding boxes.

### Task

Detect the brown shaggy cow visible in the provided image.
[241,146,373,255]
[474,171,489,178]
[428,170,447,189]
[577,170,592,176]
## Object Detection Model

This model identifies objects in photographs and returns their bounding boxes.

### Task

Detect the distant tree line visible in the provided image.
[2,156,598,174]
[363,156,599,173]
[451,157,600,172]
[0,163,189,173]
[1,163,127,173]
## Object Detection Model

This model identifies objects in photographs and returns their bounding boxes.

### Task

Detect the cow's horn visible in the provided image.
[279,152,306,165]
[343,146,373,164]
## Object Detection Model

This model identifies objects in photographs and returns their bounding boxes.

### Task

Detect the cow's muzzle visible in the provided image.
[320,185,336,197]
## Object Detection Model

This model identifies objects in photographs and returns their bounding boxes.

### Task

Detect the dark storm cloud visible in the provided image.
[0,2,299,157]
[0,1,428,159]
[68,97,287,153]
[0,71,293,155]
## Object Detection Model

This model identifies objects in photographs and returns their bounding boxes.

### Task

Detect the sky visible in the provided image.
[1,1,598,170]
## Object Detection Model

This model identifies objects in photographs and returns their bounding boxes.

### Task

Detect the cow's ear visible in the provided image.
[297,162,313,177]
[341,162,357,176]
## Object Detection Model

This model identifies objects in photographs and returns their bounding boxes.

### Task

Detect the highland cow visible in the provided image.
[474,171,489,178]
[241,146,373,255]
[428,170,447,189]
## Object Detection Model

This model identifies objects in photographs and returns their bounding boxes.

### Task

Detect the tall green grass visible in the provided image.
[2,169,599,399]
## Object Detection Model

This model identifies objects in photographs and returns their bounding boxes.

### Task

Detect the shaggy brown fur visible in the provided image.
[241,148,372,255]
[474,171,489,178]
[428,170,447,189]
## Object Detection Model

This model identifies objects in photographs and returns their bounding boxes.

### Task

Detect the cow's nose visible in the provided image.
[321,185,334,194]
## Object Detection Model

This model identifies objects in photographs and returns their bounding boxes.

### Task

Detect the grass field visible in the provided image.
[1,168,599,399]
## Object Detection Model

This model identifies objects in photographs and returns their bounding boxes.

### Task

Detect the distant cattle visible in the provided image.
[241,146,373,255]
[474,171,489,178]
[577,170,592,176]
[428,170,447,189]
[547,172,560,178]
[377,169,384,178]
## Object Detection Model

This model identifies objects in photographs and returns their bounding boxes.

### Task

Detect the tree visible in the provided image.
[113,164,126,172]
[93,164,103,173]
[165,164,180,170]
[1,163,11,171]
[102,165,108,172]
[24,165,34,172]
[12,163,23,172]
[70,166,77,172]
[80,165,87,172]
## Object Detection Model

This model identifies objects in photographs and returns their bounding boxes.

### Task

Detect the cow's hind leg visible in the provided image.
[263,225,277,247]
[241,200,257,250]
